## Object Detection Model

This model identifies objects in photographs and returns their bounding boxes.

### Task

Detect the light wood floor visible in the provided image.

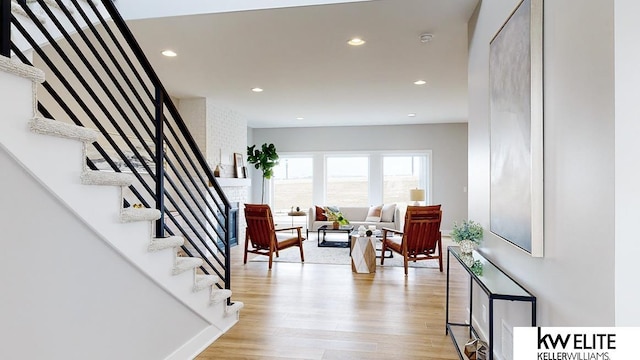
[197,237,470,360]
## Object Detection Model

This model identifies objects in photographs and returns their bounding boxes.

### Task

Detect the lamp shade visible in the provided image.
[409,188,425,202]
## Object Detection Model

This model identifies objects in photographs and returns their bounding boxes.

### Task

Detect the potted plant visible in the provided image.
[247,143,279,203]
[324,207,349,229]
[451,220,484,254]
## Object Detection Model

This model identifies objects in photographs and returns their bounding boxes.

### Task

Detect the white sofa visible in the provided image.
[307,205,402,237]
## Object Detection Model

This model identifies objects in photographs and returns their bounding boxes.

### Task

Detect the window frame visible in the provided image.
[267,150,432,208]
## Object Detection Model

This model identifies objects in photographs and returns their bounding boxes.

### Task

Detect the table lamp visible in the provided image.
[409,188,425,205]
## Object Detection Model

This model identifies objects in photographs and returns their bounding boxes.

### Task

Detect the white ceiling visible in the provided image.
[125,0,479,129]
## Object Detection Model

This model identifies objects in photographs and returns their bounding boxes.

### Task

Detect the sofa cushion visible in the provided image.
[365,204,383,222]
[381,203,397,222]
[315,206,327,221]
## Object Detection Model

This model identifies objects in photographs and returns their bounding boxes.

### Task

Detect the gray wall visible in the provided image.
[249,123,468,230]
[467,0,615,347]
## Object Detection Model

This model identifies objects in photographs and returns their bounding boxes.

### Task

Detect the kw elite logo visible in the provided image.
[536,327,615,360]
[513,327,637,360]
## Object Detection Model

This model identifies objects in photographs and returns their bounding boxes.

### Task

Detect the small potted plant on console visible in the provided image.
[451,220,483,254]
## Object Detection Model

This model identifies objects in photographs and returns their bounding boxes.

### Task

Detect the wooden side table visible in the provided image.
[287,210,307,233]
[350,235,376,273]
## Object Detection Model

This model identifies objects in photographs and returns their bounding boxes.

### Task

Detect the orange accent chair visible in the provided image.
[381,205,443,275]
[244,204,305,269]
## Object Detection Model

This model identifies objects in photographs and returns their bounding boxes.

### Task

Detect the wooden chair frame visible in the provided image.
[381,205,443,275]
[244,204,305,269]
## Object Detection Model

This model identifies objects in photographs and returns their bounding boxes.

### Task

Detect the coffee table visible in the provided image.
[317,225,354,249]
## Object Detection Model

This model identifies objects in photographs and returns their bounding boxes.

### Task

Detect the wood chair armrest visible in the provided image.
[275,226,303,232]
[382,227,402,237]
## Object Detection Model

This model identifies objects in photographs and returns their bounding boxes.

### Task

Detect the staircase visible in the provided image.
[0,1,242,359]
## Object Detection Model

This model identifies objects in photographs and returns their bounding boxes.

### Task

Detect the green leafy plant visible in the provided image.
[451,220,484,245]
[247,143,279,203]
[470,260,483,276]
[323,206,349,225]
[323,207,349,225]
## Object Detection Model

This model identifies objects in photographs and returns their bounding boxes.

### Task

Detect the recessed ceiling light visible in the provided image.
[347,38,366,46]
[414,80,427,85]
[296,117,305,120]
[161,50,177,57]
[251,87,264,93]
[408,113,417,117]
[419,33,434,43]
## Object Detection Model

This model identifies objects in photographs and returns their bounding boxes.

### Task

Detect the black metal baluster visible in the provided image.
[225,206,232,295]
[0,0,9,57]
[155,87,165,238]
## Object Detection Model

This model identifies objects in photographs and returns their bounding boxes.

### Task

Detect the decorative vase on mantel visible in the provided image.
[332,221,340,229]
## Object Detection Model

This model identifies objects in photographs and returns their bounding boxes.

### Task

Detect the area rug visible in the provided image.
[249,233,453,269]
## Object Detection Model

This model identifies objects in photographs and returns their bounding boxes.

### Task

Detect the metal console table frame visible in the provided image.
[445,246,536,360]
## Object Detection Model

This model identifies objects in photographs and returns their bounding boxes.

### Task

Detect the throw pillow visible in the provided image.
[326,205,340,213]
[380,203,397,222]
[315,206,327,221]
[365,204,383,222]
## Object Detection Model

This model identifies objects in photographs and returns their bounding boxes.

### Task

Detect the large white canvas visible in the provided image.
[490,0,544,257]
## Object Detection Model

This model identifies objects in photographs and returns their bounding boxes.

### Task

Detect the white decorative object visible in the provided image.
[459,240,476,255]
[460,253,475,267]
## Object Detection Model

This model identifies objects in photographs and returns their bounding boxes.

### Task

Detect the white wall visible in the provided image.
[249,123,468,230]
[467,1,615,356]
[614,0,640,325]
[0,147,208,360]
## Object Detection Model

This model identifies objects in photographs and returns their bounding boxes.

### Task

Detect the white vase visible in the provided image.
[460,253,475,267]
[459,240,476,254]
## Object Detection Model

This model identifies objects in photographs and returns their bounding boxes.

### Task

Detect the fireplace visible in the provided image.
[227,202,239,247]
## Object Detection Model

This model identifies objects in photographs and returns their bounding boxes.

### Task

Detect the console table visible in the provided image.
[445,246,536,360]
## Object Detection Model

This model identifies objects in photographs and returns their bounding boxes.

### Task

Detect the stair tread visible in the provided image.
[172,257,203,275]
[80,171,134,186]
[210,288,233,304]
[30,117,99,143]
[0,56,45,83]
[194,275,218,292]
[148,236,184,252]
[120,207,161,223]
[225,301,244,316]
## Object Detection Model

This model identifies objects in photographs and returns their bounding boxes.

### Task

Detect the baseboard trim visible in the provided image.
[163,325,224,360]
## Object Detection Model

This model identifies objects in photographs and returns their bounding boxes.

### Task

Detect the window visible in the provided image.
[271,157,313,213]
[326,156,369,206]
[267,151,430,211]
[383,155,425,204]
